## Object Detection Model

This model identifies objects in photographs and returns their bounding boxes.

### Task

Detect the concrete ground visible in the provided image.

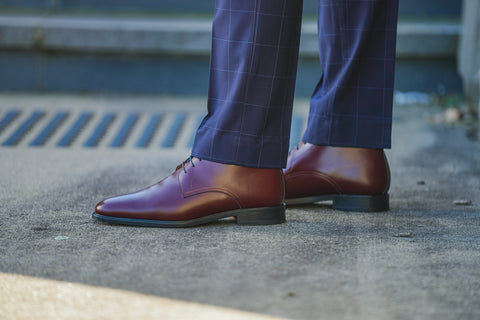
[0,94,479,320]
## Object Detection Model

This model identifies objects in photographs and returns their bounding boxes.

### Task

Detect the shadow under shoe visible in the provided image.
[283,143,390,212]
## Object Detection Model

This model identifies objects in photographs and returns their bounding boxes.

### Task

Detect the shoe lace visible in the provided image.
[180,156,198,174]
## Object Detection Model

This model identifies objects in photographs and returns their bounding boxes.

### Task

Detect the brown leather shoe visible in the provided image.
[93,157,286,227]
[284,143,390,212]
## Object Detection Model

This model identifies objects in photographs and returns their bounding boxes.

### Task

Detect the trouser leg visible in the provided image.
[304,0,399,148]
[192,0,304,168]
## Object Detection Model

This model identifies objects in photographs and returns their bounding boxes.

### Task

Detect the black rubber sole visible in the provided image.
[92,205,286,227]
[286,194,389,212]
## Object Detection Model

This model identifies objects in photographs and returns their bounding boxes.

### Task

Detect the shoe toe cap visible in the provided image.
[94,200,106,214]
[94,196,127,216]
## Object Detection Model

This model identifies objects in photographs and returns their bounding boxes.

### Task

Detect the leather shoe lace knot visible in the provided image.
[180,156,200,174]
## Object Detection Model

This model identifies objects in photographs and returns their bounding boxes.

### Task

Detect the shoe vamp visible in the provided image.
[99,175,241,221]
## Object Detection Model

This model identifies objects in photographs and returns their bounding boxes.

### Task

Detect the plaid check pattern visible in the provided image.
[305,0,399,149]
[192,0,399,168]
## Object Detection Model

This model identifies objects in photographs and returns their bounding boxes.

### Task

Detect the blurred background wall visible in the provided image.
[0,0,476,100]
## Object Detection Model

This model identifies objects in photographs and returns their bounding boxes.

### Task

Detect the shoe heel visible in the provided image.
[332,194,389,212]
[235,205,286,225]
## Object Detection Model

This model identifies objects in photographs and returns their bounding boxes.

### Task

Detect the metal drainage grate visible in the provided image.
[0,109,305,149]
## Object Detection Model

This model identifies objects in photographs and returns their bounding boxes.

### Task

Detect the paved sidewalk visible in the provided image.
[0,273,286,320]
[0,94,479,319]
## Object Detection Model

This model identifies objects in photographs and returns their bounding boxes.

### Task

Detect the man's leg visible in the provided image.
[192,0,304,169]
[284,0,399,212]
[93,0,304,227]
[307,0,398,147]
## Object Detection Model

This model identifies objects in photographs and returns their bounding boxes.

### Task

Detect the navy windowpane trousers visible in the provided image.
[192,0,399,169]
